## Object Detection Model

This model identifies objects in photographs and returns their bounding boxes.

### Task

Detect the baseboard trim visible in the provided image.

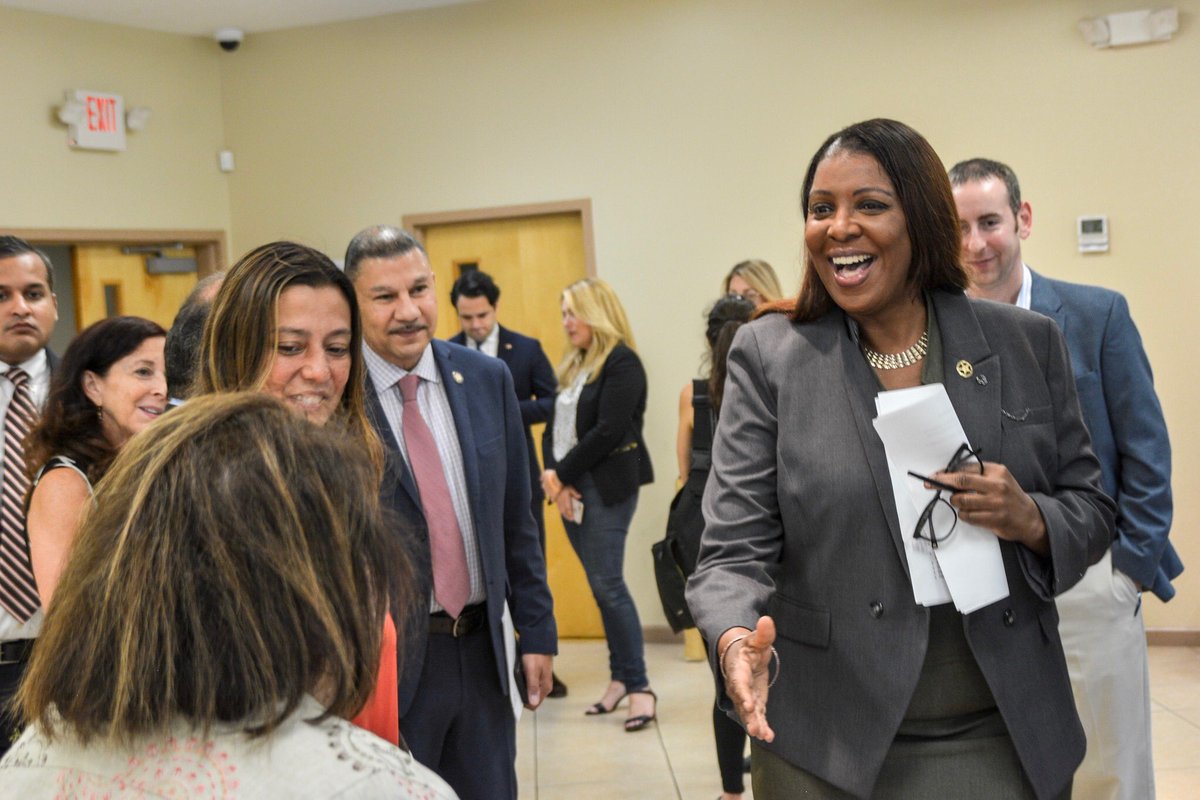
[644,624,683,645]
[1147,629,1200,647]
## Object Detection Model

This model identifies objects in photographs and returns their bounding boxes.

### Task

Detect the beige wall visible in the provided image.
[4,0,1198,631]
[0,8,230,231]
[220,0,1200,632]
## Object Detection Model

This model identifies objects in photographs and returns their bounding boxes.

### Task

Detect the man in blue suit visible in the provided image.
[449,270,568,698]
[448,270,557,548]
[951,159,1182,800]
[345,226,556,800]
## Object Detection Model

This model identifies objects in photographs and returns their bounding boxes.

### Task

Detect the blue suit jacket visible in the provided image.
[1030,270,1183,601]
[449,325,557,496]
[364,339,557,715]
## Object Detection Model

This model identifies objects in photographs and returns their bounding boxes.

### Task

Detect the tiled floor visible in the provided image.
[516,640,1200,799]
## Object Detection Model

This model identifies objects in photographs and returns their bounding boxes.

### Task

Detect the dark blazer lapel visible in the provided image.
[497,325,517,367]
[364,371,422,509]
[835,313,909,575]
[431,340,482,520]
[932,291,1002,467]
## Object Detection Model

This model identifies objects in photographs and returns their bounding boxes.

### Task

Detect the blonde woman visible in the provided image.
[540,278,656,732]
[722,259,784,308]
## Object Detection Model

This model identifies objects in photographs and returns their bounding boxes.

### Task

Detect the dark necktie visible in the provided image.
[0,368,40,622]
[398,374,470,618]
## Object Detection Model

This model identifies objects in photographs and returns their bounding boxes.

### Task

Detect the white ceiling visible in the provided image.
[0,0,482,36]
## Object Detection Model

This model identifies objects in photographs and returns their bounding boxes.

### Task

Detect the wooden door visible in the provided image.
[73,245,197,329]
[421,213,599,636]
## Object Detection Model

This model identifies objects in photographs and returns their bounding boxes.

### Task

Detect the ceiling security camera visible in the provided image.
[214,28,244,52]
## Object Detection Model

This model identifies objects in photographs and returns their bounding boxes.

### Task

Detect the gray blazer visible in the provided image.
[687,290,1115,800]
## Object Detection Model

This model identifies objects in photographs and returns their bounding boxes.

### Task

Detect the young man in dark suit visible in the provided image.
[952,159,1181,800]
[346,226,556,800]
[0,236,59,756]
[449,270,566,698]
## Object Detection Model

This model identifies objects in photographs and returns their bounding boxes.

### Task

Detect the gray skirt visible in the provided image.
[750,732,1063,800]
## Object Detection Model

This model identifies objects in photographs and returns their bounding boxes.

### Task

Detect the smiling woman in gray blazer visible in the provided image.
[686,119,1115,800]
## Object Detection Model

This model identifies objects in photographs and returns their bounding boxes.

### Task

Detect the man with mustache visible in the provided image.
[0,235,59,756]
[345,225,556,800]
[950,159,1181,800]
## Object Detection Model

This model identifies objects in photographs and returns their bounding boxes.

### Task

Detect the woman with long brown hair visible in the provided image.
[673,293,755,800]
[195,241,396,744]
[4,393,454,798]
[26,316,167,607]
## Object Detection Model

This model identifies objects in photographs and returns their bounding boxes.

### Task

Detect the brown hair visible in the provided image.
[705,294,755,412]
[17,393,412,743]
[779,118,968,322]
[948,157,1023,219]
[26,316,165,483]
[195,240,381,471]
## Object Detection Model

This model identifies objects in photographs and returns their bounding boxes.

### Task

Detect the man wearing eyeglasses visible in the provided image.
[950,158,1181,800]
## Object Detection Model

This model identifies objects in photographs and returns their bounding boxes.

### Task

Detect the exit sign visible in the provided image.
[67,90,126,151]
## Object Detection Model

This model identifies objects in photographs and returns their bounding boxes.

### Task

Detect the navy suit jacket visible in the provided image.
[364,339,557,715]
[449,326,556,496]
[1030,270,1182,600]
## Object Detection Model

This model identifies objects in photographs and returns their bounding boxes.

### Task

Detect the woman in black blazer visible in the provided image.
[541,277,655,732]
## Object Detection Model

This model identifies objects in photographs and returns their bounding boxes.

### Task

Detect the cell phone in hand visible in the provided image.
[571,497,585,523]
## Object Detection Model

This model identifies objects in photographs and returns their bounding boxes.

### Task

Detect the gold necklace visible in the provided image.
[862,329,929,370]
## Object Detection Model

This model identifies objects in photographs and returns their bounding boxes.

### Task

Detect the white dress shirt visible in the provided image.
[0,349,51,642]
[465,324,500,358]
[363,344,485,611]
[1015,264,1033,311]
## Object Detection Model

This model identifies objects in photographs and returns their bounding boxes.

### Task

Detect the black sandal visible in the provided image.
[584,690,627,715]
[624,689,657,732]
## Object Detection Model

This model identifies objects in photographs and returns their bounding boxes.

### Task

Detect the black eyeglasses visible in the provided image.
[907,444,983,550]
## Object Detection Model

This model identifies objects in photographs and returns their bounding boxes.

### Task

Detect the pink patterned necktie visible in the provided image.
[398,374,470,619]
[0,368,40,622]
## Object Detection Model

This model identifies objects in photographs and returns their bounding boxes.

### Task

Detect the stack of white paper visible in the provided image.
[873,384,1009,614]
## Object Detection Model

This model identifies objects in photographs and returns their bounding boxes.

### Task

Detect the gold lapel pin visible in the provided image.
[956,360,973,378]
[452,371,464,384]
[504,343,513,350]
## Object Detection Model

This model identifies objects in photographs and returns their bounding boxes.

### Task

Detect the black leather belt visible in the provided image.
[429,604,486,638]
[0,639,34,665]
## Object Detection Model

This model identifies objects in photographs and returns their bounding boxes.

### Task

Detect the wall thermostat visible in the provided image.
[1077,215,1108,253]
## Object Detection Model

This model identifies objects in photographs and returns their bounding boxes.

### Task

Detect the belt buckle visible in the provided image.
[0,642,24,665]
[452,614,466,638]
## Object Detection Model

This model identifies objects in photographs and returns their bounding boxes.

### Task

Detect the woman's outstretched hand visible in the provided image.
[718,616,776,742]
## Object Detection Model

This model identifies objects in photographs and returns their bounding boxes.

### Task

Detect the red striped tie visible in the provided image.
[398,374,470,619]
[0,367,40,622]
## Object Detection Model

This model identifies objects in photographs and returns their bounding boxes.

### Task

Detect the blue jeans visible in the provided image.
[561,475,648,690]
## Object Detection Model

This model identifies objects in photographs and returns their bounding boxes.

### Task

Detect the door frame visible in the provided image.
[403,198,596,277]
[7,227,228,278]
